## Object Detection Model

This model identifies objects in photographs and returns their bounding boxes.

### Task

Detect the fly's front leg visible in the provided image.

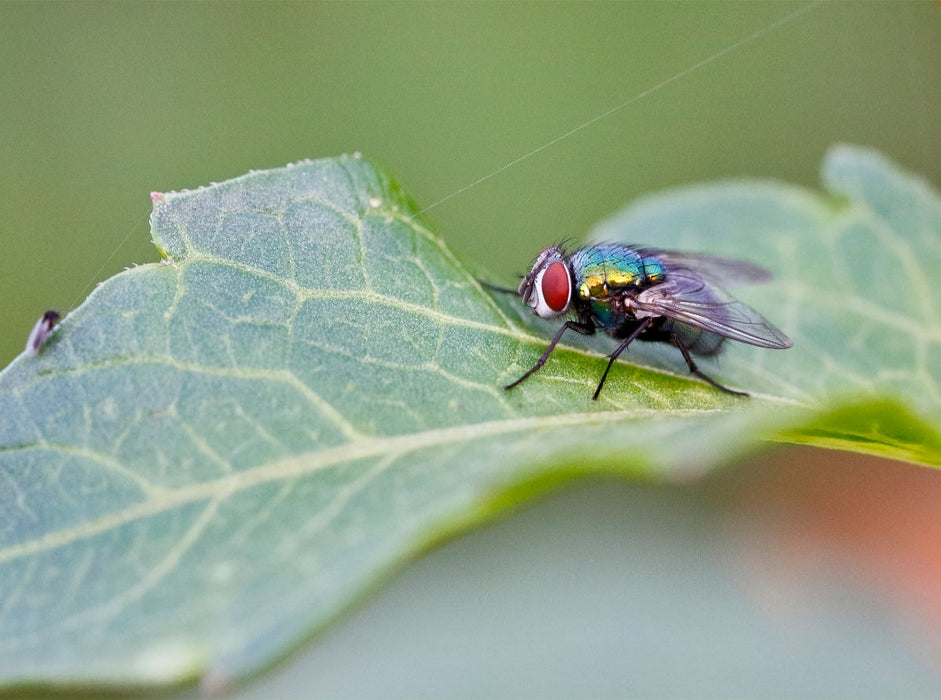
[505,320,595,390]
[478,279,520,295]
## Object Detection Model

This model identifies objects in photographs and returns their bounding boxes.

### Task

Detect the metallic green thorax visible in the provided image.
[569,244,665,328]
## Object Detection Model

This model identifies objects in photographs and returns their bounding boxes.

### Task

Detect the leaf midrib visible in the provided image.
[22,257,819,404]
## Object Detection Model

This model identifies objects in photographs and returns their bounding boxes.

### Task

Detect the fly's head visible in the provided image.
[519,246,572,318]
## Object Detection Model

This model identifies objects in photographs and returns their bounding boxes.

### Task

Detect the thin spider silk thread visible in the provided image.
[70,1,821,310]
[414,0,821,217]
[68,210,150,311]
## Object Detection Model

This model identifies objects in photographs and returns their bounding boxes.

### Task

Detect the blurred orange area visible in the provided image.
[727,448,941,657]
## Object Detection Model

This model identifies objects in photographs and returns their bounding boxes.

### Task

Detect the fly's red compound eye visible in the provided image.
[541,261,571,312]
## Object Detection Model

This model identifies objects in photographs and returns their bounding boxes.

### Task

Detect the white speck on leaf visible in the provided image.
[132,639,205,683]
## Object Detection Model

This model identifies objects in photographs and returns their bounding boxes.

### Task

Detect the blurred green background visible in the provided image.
[2,2,940,697]
[2,2,938,366]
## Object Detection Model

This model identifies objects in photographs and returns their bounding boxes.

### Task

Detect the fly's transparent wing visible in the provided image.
[633,267,792,349]
[639,249,772,287]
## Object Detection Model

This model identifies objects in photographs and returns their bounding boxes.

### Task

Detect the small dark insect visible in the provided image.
[503,244,792,400]
[25,310,60,357]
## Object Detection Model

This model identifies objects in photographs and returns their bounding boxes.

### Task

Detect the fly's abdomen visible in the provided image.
[665,321,726,355]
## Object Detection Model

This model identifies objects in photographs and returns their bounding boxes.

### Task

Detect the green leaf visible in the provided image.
[0,146,938,692]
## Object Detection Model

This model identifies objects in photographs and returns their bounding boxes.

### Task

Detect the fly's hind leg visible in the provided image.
[672,333,749,398]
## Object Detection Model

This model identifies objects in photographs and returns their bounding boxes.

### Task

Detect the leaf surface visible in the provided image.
[0,146,938,691]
